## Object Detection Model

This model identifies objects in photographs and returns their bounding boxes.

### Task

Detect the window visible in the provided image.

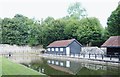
[60,62,64,66]
[52,61,54,64]
[55,61,59,65]
[41,68,44,73]
[60,48,63,51]
[55,48,58,51]
[47,60,51,63]
[52,48,54,51]
[66,61,70,67]
[47,48,50,51]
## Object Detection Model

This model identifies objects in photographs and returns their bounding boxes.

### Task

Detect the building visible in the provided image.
[102,36,120,56]
[46,59,83,75]
[47,39,82,56]
[46,58,106,75]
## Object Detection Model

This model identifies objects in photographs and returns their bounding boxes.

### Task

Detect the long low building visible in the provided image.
[47,39,82,56]
[102,36,120,56]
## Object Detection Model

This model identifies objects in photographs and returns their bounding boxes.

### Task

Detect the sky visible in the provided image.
[0,0,120,27]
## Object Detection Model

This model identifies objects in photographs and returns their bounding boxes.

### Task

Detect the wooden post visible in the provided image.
[118,55,120,61]
[95,54,97,59]
[110,55,112,60]
[102,54,104,60]
[78,54,80,58]
[8,52,11,57]
[83,54,85,58]
[89,53,90,58]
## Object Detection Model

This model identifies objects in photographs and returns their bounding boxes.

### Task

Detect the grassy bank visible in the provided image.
[0,56,2,77]
[0,56,46,76]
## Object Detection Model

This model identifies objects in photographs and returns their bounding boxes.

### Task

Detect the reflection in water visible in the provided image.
[8,56,43,64]
[46,59,82,75]
[8,56,120,75]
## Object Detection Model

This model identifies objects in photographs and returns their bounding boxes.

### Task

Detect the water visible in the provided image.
[7,55,120,76]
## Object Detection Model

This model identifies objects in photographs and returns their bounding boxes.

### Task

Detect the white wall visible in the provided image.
[0,44,45,55]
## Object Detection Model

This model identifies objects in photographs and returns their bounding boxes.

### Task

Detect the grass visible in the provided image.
[0,56,2,77]
[0,56,46,76]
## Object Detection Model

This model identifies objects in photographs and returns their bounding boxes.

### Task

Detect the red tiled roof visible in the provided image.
[102,36,120,47]
[47,39,75,47]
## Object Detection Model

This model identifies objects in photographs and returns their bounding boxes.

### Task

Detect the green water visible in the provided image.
[8,56,120,76]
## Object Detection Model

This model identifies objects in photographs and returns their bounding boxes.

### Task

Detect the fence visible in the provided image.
[45,53,120,63]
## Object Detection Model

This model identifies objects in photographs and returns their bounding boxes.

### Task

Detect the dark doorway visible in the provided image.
[107,47,120,57]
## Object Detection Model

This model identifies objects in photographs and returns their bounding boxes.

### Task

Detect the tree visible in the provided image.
[0,18,2,43]
[28,25,40,46]
[2,18,14,45]
[76,17,104,46]
[1,13,106,47]
[64,18,79,39]
[43,17,54,24]
[67,2,87,19]
[41,19,66,48]
[2,14,42,46]
[107,4,120,36]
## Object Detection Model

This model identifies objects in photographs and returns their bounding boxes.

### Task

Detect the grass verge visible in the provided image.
[0,56,46,77]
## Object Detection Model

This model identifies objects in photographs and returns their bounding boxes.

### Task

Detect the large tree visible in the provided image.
[63,18,79,39]
[2,14,42,46]
[41,19,66,47]
[107,4,120,36]
[76,17,104,46]
[0,18,2,43]
[67,2,87,19]
[1,13,106,47]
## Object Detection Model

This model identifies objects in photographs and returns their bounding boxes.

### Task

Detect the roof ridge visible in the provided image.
[47,39,76,47]
[111,36,120,37]
[102,36,120,47]
[52,39,75,42]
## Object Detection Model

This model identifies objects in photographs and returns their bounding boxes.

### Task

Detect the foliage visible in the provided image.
[0,18,2,43]
[1,2,119,48]
[67,2,87,19]
[63,18,79,39]
[41,19,66,48]
[107,5,120,36]
[76,17,104,46]
[1,2,111,47]
[2,14,42,46]
[1,13,107,47]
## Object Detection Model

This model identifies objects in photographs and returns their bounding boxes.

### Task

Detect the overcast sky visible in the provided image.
[0,0,119,27]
